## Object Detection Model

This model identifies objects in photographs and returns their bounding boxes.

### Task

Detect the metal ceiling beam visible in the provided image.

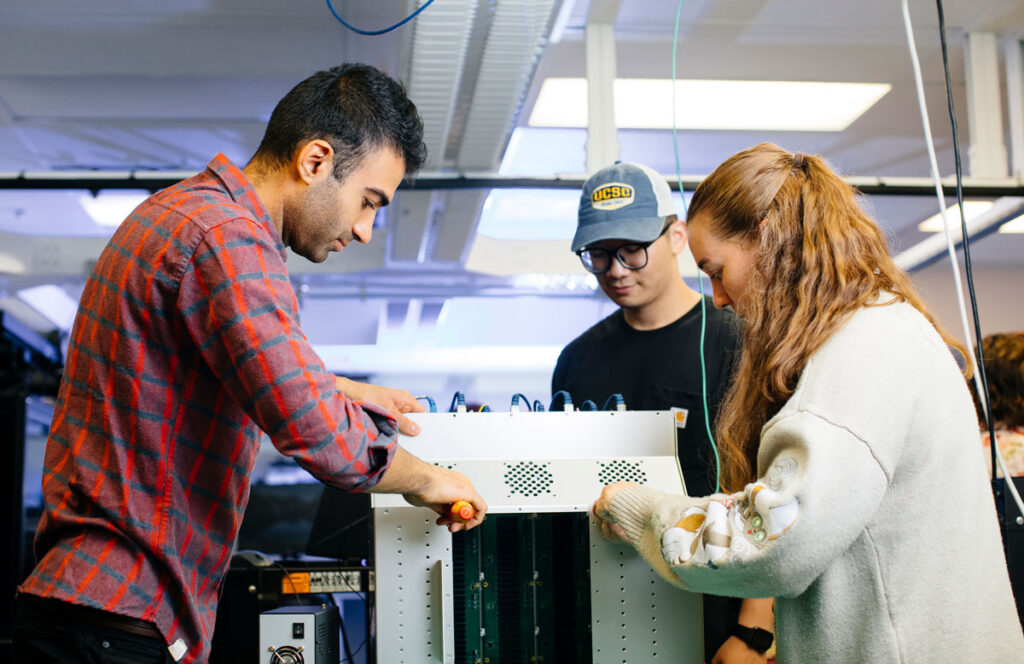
[585,0,621,174]
[893,196,1024,272]
[965,32,1008,177]
[7,172,1024,197]
[1003,35,1024,178]
[0,230,387,277]
[295,265,599,299]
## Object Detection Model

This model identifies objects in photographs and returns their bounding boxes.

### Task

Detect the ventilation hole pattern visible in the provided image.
[316,621,330,659]
[598,459,647,485]
[503,461,554,497]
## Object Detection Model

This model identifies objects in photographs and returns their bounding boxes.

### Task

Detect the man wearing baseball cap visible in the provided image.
[552,161,774,663]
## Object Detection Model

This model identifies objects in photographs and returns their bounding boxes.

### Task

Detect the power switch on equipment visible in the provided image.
[261,605,339,663]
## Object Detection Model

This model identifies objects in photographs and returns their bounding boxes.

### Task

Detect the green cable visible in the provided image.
[671,0,721,493]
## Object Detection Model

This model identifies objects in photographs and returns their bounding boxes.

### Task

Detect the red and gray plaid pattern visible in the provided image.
[19,154,397,663]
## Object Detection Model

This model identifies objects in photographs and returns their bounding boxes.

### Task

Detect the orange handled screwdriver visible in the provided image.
[449,500,475,523]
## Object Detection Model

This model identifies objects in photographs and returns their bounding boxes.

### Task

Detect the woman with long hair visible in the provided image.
[593,143,1024,662]
[975,331,1024,477]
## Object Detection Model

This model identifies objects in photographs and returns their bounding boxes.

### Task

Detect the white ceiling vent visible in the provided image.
[407,0,478,169]
[456,0,560,170]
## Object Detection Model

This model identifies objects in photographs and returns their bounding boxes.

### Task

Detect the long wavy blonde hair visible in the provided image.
[688,143,967,492]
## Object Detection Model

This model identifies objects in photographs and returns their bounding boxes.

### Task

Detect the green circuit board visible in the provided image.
[452,512,592,664]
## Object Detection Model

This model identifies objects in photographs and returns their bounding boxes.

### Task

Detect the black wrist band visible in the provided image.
[731,623,774,654]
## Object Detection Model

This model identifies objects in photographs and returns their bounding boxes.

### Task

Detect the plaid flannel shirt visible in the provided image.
[19,154,397,663]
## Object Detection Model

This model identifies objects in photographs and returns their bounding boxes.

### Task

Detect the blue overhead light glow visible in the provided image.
[79,190,149,227]
[476,188,580,241]
[499,127,586,176]
[477,188,691,242]
[489,126,695,240]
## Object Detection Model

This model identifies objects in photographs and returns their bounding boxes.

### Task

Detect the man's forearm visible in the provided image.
[334,376,364,400]
[368,446,430,495]
[363,445,488,532]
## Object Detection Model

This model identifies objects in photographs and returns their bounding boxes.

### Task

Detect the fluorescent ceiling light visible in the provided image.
[79,191,149,227]
[529,78,892,131]
[1002,217,1024,233]
[917,201,1024,233]
[17,284,78,332]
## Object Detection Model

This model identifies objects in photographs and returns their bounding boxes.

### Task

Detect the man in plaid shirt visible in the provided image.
[14,63,487,664]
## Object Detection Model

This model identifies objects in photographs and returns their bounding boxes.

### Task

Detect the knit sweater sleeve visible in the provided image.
[610,409,889,598]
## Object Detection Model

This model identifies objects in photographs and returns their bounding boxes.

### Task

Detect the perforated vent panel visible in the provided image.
[503,461,553,497]
[316,620,329,659]
[597,459,647,485]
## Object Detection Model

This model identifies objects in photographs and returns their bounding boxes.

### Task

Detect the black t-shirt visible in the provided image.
[551,296,741,497]
[552,297,745,656]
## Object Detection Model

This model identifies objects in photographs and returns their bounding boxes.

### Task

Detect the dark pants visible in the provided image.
[704,592,743,658]
[13,595,174,664]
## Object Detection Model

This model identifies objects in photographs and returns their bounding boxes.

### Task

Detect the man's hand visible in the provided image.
[591,481,635,543]
[371,447,488,532]
[335,376,425,436]
[711,636,770,664]
[401,463,488,533]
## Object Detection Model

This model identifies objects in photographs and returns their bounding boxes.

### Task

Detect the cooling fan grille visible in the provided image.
[268,644,304,664]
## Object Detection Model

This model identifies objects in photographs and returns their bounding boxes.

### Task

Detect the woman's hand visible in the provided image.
[591,481,636,543]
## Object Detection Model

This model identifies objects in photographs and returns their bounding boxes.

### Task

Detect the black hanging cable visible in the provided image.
[338,574,371,662]
[934,0,1000,482]
[338,603,357,664]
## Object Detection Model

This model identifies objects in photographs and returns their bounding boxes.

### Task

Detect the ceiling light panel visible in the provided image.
[1000,217,1024,233]
[79,191,149,227]
[530,78,892,131]
[917,201,1024,234]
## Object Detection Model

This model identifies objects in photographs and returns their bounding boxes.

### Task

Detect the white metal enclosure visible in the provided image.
[372,410,703,664]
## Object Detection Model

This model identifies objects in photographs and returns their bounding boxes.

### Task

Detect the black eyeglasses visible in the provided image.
[576,222,672,275]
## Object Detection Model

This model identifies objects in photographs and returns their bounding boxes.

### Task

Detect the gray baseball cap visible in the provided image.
[572,161,676,252]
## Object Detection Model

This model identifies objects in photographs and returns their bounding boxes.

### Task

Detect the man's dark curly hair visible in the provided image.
[250,63,427,181]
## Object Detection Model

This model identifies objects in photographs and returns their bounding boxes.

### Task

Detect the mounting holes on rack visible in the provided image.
[598,459,647,485]
[503,460,554,497]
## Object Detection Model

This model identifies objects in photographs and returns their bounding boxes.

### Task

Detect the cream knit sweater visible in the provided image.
[611,300,1024,663]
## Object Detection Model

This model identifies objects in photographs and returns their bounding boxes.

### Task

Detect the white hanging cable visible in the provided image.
[901,0,1024,513]
[901,0,981,394]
